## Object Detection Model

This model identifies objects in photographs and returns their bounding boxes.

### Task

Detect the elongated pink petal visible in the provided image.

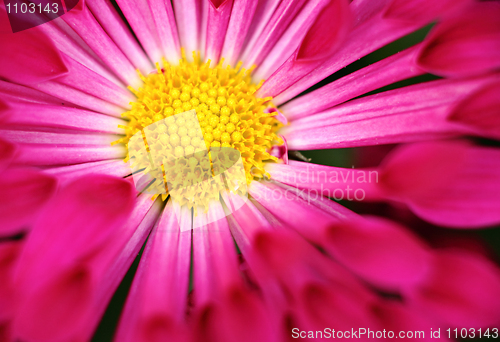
[115,0,163,63]
[238,0,280,63]
[249,181,338,243]
[1,102,126,134]
[0,241,22,321]
[222,192,275,253]
[0,80,66,106]
[204,0,234,64]
[38,18,125,87]
[325,216,431,291]
[0,130,119,146]
[193,202,241,304]
[254,0,344,81]
[55,55,134,109]
[267,162,383,202]
[37,79,127,116]
[0,30,67,84]
[447,80,500,140]
[220,0,258,66]
[45,159,131,185]
[294,282,376,333]
[61,3,141,87]
[86,0,153,74]
[12,175,136,341]
[241,0,309,69]
[282,76,496,150]
[0,137,16,172]
[416,2,500,78]
[0,168,57,236]
[192,202,278,342]
[14,143,125,166]
[382,0,472,24]
[15,174,135,280]
[172,0,201,57]
[280,45,423,120]
[13,265,95,342]
[272,12,423,105]
[406,250,500,327]
[379,141,500,228]
[148,0,180,63]
[115,202,190,342]
[82,194,161,342]
[371,301,444,341]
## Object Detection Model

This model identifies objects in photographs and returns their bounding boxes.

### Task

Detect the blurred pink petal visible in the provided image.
[406,250,500,327]
[417,2,500,78]
[0,167,57,236]
[325,216,431,291]
[115,202,190,342]
[448,80,500,140]
[379,141,500,228]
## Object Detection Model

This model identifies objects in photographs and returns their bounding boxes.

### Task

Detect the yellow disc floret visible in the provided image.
[113,51,283,204]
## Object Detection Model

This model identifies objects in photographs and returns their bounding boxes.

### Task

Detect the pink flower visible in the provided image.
[1,0,500,341]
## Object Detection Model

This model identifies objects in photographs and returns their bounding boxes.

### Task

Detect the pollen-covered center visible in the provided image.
[114,52,283,208]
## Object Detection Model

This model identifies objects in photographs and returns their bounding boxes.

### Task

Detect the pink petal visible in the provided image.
[379,141,500,228]
[83,194,161,341]
[447,80,500,140]
[249,180,338,243]
[0,167,57,236]
[382,0,472,24]
[172,0,201,56]
[148,0,181,63]
[192,287,278,342]
[115,0,163,63]
[14,174,135,283]
[406,250,500,327]
[36,79,127,116]
[280,45,423,120]
[14,144,125,166]
[241,0,310,69]
[0,241,22,321]
[371,301,445,341]
[193,202,240,305]
[115,202,190,342]
[222,192,275,253]
[61,3,141,87]
[267,161,384,201]
[45,160,132,185]
[325,216,431,291]
[282,76,495,150]
[0,30,67,85]
[55,55,134,109]
[0,80,66,106]
[1,102,126,134]
[0,130,119,146]
[37,18,126,87]
[220,0,258,66]
[238,0,281,61]
[0,137,16,172]
[254,0,350,81]
[204,0,234,64]
[416,2,500,78]
[13,265,94,342]
[271,6,422,105]
[86,0,153,74]
[294,282,375,333]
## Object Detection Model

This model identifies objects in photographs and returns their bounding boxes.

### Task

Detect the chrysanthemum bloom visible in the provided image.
[1,0,500,341]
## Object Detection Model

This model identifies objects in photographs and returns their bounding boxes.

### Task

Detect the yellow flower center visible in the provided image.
[114,52,283,208]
